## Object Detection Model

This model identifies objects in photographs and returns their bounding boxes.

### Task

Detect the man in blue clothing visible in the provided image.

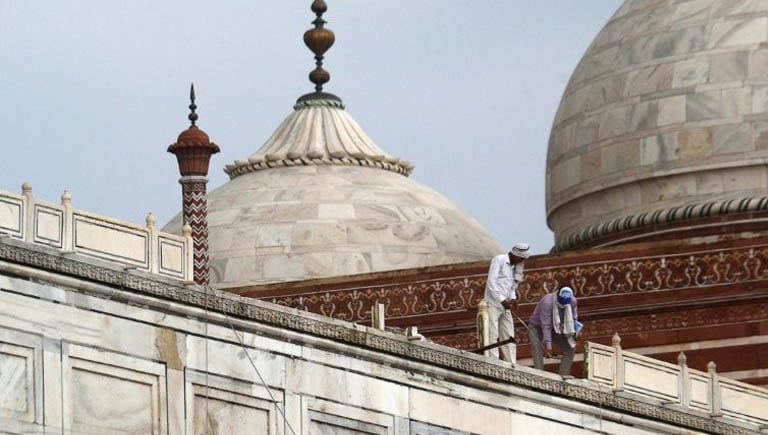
[529,286,579,376]
[483,242,530,364]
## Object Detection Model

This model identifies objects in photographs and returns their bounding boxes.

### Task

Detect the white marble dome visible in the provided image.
[547,0,768,250]
[165,96,500,286]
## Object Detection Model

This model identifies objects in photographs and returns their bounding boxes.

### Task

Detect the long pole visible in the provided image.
[511,310,561,360]
[470,336,516,354]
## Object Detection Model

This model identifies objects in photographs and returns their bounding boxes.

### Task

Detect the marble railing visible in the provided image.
[0,184,192,281]
[585,334,768,426]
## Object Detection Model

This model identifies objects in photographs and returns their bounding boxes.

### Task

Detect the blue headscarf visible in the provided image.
[557,286,574,305]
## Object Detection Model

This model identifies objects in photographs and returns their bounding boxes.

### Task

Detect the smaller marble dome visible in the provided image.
[164,96,501,286]
[164,1,500,286]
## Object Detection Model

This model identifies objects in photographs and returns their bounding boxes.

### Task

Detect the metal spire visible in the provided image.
[304,0,335,92]
[188,83,198,127]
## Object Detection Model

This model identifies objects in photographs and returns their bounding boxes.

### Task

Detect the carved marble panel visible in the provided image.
[0,193,23,239]
[623,354,681,402]
[33,204,63,248]
[158,235,185,279]
[718,378,768,424]
[73,213,149,269]
[688,372,711,411]
[0,343,37,423]
[584,343,616,386]
[304,398,394,435]
[0,327,43,435]
[62,343,167,435]
[185,370,277,435]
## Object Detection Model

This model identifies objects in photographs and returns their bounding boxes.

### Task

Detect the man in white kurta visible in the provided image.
[483,242,530,363]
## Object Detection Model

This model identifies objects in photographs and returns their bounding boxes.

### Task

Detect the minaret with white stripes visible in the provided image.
[167,84,220,285]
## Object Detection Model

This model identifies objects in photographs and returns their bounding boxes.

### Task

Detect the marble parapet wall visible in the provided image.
[585,336,768,426]
[0,237,757,434]
[0,185,193,281]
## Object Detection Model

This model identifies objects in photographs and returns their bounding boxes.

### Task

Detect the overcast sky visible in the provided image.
[0,1,622,254]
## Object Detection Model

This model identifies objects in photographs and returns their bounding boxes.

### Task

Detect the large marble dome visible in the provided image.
[165,95,500,286]
[547,0,768,251]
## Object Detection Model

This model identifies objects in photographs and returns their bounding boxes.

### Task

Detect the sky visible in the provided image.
[0,1,623,254]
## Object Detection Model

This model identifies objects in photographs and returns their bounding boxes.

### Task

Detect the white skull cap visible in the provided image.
[510,242,531,259]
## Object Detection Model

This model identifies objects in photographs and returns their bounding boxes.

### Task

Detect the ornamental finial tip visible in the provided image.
[304,0,335,92]
[188,83,198,127]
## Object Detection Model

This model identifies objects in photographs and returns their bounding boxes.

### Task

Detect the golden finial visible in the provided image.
[304,0,335,92]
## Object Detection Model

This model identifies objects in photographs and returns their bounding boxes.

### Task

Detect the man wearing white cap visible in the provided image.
[483,242,530,364]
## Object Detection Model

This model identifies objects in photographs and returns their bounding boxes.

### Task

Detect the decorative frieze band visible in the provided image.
[519,244,768,302]
[225,155,412,178]
[264,243,768,329]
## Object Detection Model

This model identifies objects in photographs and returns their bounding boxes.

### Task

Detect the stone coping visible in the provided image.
[0,237,757,435]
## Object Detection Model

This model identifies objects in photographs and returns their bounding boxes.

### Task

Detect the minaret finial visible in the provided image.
[188,83,198,127]
[304,0,335,92]
[168,84,220,285]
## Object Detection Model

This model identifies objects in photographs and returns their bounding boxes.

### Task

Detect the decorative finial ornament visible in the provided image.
[167,85,220,286]
[168,84,220,177]
[146,212,156,229]
[304,0,335,92]
[188,83,198,127]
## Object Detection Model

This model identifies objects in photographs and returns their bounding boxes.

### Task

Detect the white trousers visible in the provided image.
[487,304,516,364]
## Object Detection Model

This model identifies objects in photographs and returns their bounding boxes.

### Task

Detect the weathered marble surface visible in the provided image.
[547,0,768,249]
[0,242,753,434]
[165,165,501,287]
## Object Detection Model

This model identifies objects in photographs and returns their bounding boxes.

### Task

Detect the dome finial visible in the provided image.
[188,83,198,127]
[304,0,335,92]
[168,84,220,177]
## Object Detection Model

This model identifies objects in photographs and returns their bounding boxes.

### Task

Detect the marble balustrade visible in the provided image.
[0,185,192,281]
[585,335,768,426]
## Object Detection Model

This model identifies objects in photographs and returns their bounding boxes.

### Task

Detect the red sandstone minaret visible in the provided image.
[168,84,220,285]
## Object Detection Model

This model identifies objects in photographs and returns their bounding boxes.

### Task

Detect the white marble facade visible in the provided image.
[0,239,748,434]
[547,0,768,249]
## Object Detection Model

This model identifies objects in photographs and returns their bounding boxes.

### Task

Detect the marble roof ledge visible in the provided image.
[224,97,414,178]
[0,237,755,435]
